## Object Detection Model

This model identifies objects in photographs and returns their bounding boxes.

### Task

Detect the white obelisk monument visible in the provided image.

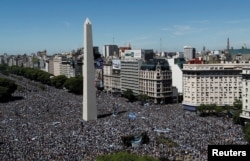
[83,18,97,121]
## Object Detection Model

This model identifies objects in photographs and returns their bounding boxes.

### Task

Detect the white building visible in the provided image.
[103,59,121,92]
[182,62,249,111]
[61,61,75,78]
[167,58,184,94]
[103,60,112,91]
[123,49,154,61]
[53,55,62,76]
[240,68,250,121]
[121,59,143,94]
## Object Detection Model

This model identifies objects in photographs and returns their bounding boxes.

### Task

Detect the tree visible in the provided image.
[123,89,135,102]
[215,106,223,116]
[96,152,159,161]
[244,123,250,144]
[208,103,217,114]
[137,93,148,105]
[51,75,68,89]
[197,104,206,116]
[0,64,9,75]
[0,86,9,98]
[0,77,17,99]
[64,76,83,94]
[232,99,243,124]
[233,99,242,110]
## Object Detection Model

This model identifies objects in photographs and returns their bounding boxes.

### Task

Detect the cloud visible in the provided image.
[190,20,209,24]
[162,25,208,36]
[224,19,250,24]
[62,21,71,27]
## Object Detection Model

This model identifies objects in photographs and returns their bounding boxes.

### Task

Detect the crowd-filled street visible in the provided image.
[0,75,247,161]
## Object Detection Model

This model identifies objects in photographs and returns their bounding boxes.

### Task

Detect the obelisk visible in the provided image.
[83,18,97,121]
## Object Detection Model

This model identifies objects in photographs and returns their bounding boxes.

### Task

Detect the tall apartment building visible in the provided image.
[139,59,172,104]
[48,57,54,75]
[240,68,250,120]
[121,59,143,94]
[167,57,185,94]
[103,45,119,57]
[182,62,248,111]
[103,60,112,91]
[103,59,121,92]
[0,55,3,64]
[184,46,196,61]
[61,60,75,78]
[53,55,62,76]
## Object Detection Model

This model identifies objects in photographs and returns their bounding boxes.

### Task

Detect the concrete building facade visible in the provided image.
[103,45,119,57]
[120,59,143,94]
[139,59,172,104]
[240,68,250,121]
[184,46,196,61]
[167,58,185,94]
[182,63,248,111]
[53,55,62,76]
[103,59,121,93]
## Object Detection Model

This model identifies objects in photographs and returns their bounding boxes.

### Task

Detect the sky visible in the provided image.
[1,0,250,55]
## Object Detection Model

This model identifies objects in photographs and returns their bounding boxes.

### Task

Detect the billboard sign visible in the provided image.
[112,59,121,70]
[124,50,143,59]
[95,58,103,69]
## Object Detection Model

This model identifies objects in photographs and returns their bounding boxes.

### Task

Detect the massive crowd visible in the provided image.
[0,75,247,161]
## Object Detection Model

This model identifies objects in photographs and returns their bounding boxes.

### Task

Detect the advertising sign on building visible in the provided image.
[95,58,103,69]
[112,59,121,70]
[124,50,143,59]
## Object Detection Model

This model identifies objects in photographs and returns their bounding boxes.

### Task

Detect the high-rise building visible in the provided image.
[240,68,250,121]
[182,62,247,111]
[83,18,97,121]
[48,57,54,75]
[120,59,143,94]
[167,57,185,94]
[103,45,119,57]
[103,58,121,92]
[184,46,196,61]
[227,37,230,50]
[53,55,62,76]
[139,59,172,104]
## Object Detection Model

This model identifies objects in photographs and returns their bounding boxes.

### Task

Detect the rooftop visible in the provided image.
[229,49,250,55]
[140,59,170,71]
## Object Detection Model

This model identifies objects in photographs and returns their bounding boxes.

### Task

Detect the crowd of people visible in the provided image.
[0,74,247,161]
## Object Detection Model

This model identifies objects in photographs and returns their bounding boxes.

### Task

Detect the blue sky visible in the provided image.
[1,0,250,55]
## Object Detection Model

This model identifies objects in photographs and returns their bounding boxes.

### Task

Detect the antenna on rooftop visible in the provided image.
[160,38,162,53]
[227,37,230,50]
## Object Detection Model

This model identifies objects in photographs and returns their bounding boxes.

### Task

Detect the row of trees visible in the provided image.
[0,66,83,94]
[196,101,250,144]
[123,89,149,104]
[96,152,159,161]
[196,100,243,124]
[9,66,51,84]
[49,75,83,94]
[0,64,9,75]
[0,77,17,101]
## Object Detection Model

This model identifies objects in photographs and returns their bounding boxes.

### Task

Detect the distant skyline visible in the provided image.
[1,0,250,55]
